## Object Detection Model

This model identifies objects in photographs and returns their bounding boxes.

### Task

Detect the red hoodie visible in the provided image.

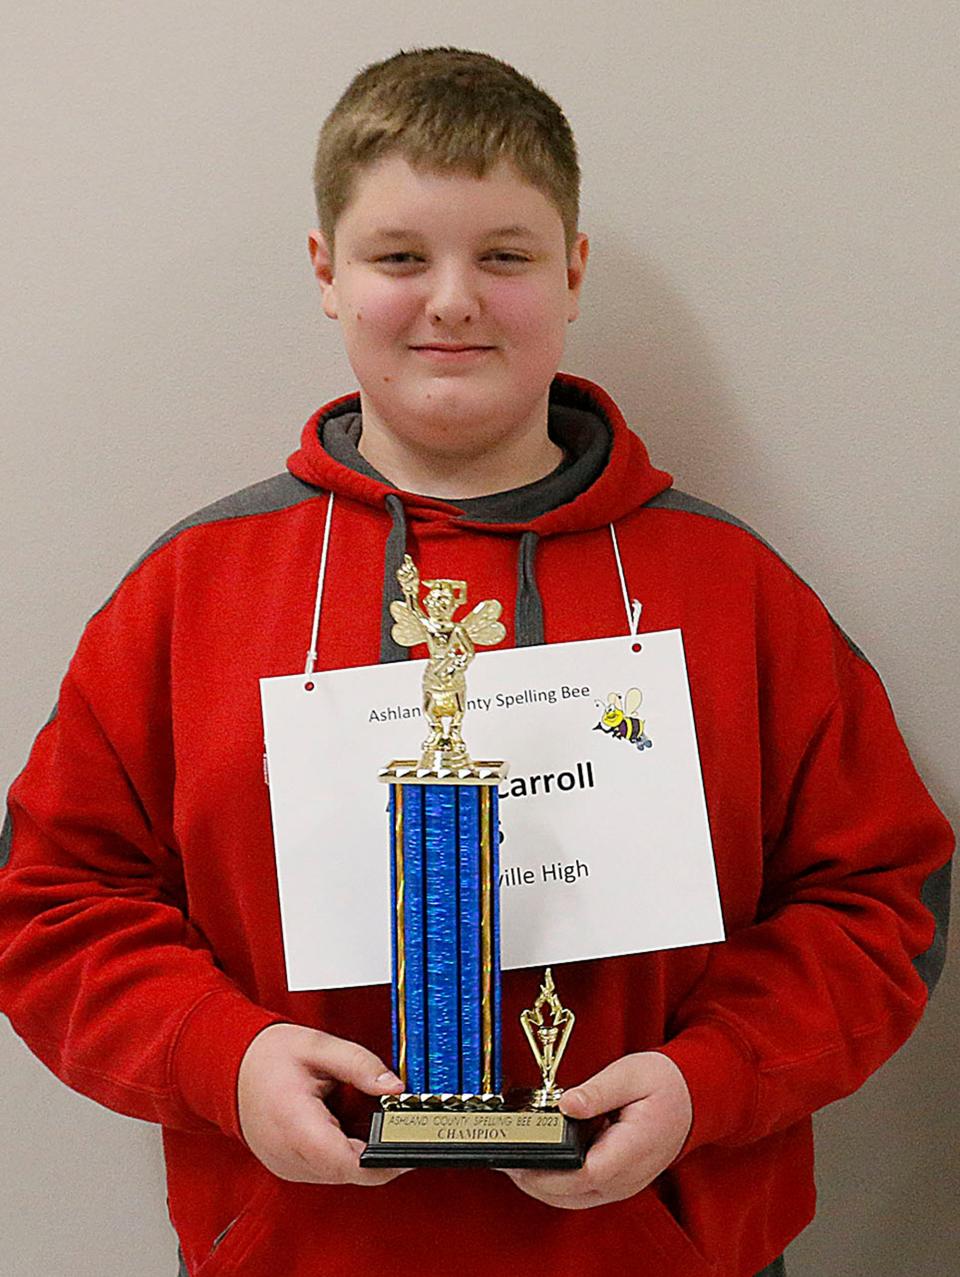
[0,374,952,1276]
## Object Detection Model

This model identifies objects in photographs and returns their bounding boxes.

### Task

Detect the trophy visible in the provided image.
[361,556,587,1168]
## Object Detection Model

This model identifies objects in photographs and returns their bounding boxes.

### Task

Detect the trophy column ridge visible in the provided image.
[383,763,506,1103]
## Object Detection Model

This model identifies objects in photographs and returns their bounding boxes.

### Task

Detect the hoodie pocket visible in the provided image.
[194,1173,282,1275]
[637,1188,718,1277]
[191,1174,715,1276]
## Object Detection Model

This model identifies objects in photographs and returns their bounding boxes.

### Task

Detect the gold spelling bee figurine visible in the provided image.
[362,555,587,1169]
[391,554,505,770]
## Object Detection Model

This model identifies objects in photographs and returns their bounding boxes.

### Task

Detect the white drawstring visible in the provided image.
[305,493,335,675]
[609,523,643,636]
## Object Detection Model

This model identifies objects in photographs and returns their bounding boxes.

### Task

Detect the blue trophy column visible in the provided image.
[390,780,501,1096]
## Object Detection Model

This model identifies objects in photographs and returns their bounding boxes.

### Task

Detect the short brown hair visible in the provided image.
[314,48,580,256]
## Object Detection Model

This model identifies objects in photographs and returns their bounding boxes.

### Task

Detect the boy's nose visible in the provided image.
[426,266,480,328]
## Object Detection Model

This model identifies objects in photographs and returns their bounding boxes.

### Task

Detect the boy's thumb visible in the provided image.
[309,1030,404,1095]
[559,1055,650,1119]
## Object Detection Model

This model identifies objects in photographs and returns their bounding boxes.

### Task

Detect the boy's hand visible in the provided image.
[237,1023,408,1186]
[502,1052,692,1210]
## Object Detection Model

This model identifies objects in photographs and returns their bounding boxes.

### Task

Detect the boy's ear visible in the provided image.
[308,230,339,320]
[566,233,590,324]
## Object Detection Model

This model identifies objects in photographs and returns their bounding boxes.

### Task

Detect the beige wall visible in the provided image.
[2,4,957,1273]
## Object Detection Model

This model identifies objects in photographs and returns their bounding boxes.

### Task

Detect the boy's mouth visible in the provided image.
[410,343,495,351]
[409,343,497,361]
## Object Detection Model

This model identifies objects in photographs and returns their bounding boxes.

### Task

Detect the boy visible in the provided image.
[0,47,952,1277]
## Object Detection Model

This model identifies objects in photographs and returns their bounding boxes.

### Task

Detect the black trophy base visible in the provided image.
[360,1101,589,1169]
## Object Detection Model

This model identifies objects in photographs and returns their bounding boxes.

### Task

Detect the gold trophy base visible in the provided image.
[360,1092,589,1169]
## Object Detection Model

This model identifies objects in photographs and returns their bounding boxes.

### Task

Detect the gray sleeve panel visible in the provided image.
[2,476,323,873]
[3,703,59,871]
[0,811,11,870]
[914,858,952,993]
[644,486,952,995]
[644,488,871,661]
[89,471,323,625]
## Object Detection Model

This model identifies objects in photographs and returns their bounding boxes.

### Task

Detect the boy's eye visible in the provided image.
[376,252,424,266]
[373,251,531,267]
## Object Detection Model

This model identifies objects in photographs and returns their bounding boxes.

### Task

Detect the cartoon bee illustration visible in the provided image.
[593,688,653,750]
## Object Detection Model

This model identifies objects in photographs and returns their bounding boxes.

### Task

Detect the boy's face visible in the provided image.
[309,155,588,466]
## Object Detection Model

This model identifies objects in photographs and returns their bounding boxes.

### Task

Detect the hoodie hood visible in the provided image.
[286,372,673,535]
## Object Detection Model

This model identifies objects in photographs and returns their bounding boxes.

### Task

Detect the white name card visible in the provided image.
[260,630,724,991]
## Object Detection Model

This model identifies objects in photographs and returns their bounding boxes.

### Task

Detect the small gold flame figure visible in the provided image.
[520,968,576,1110]
[390,554,506,770]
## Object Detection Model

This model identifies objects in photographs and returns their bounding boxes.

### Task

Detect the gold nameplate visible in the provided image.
[379,1110,566,1145]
